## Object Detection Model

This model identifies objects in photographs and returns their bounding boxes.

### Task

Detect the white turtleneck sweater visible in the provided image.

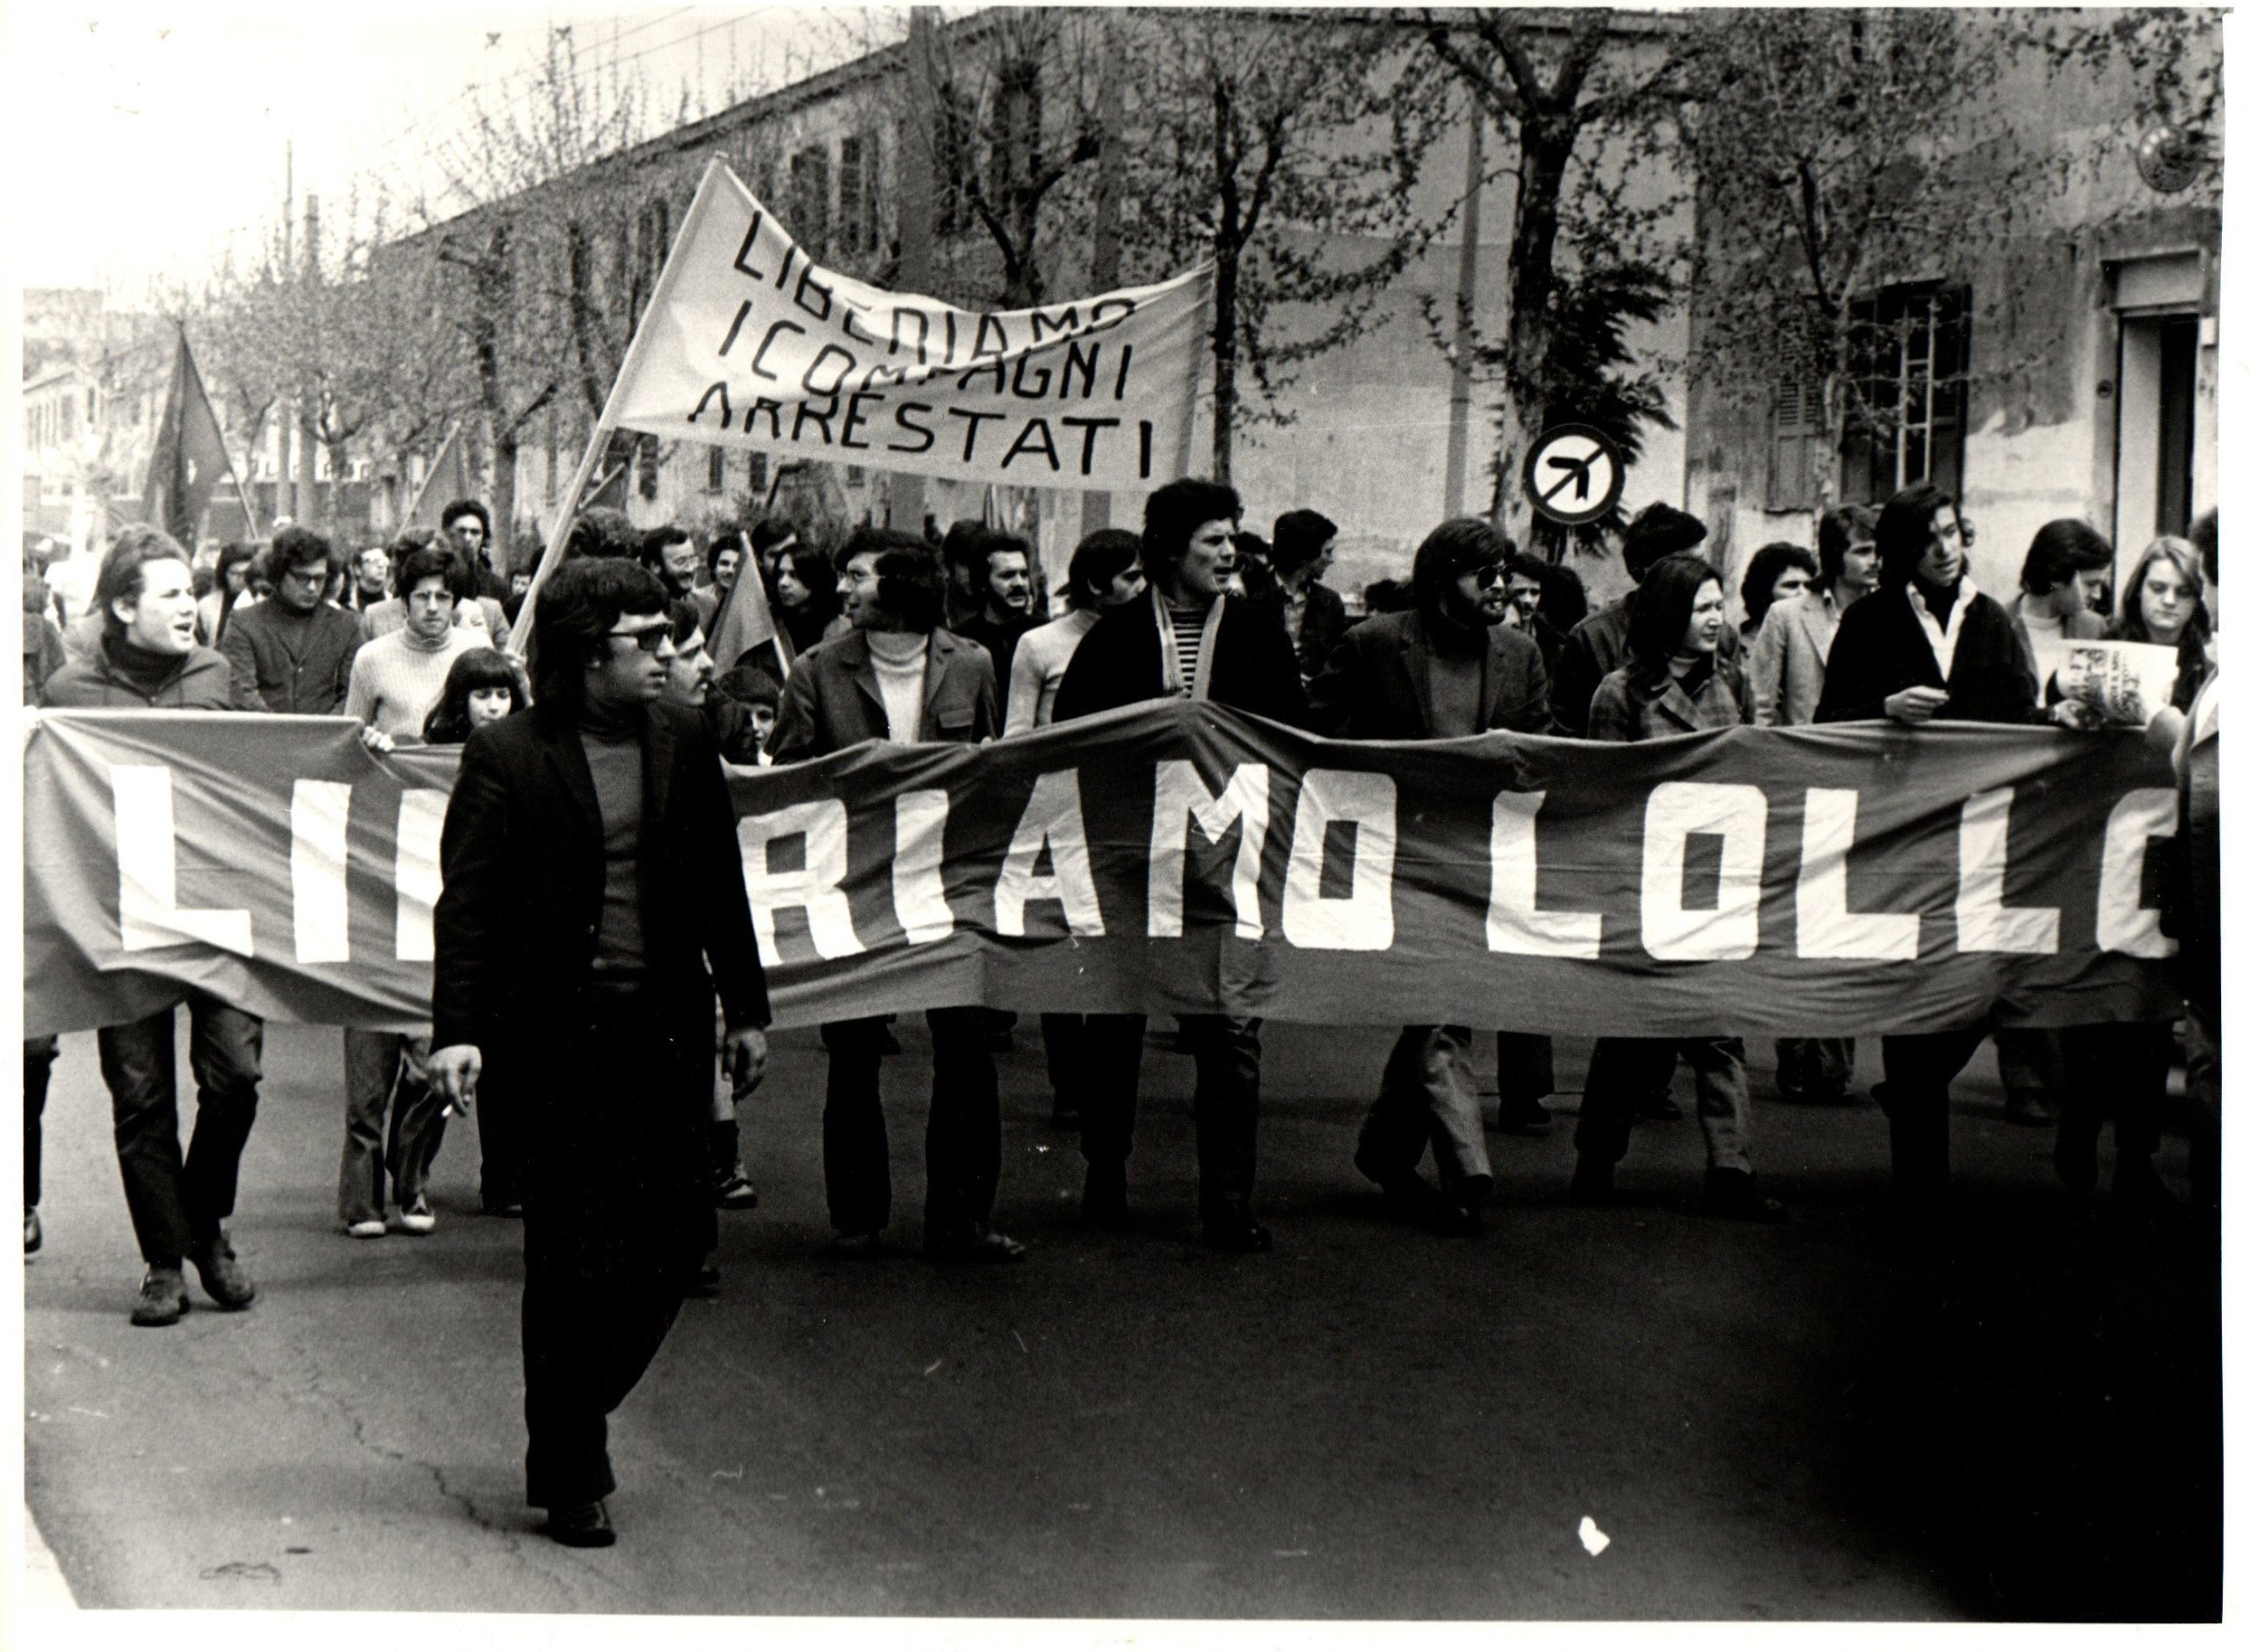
[864,628,929,742]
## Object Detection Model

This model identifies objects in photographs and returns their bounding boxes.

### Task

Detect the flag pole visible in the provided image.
[507,157,735,664]
[398,423,458,533]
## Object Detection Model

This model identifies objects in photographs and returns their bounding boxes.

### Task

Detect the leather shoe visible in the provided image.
[824,1229,886,1258]
[541,1500,616,1547]
[188,1233,256,1310]
[1494,1097,1552,1136]
[927,1225,1028,1264]
[131,1266,190,1327]
[24,1206,40,1256]
[1083,1163,1130,1229]
[1702,1168,1787,1223]
[1202,1214,1273,1253]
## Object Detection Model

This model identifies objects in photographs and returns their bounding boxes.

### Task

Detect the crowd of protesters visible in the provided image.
[22,475,2218,1540]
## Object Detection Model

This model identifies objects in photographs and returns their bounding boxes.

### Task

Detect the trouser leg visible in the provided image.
[924,1006,1000,1243]
[386,1035,446,1208]
[2183,999,2218,1210]
[1077,1014,1147,1172]
[475,1052,526,1211]
[181,999,261,1251]
[340,1028,400,1225]
[1682,1036,1753,1173]
[1995,1025,2064,1119]
[1494,1032,1555,1105]
[519,1008,700,1510]
[1875,1030,1985,1193]
[1184,1015,1260,1221]
[98,1008,191,1269]
[1041,1013,1083,1110]
[25,1036,57,1208]
[819,1018,890,1236]
[1575,1037,1673,1167]
[1357,1027,1439,1185]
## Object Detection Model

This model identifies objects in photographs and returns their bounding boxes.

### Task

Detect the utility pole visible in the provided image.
[297,192,322,526]
[888,4,940,536]
[1081,14,1126,536]
[277,140,293,528]
[1442,105,1485,521]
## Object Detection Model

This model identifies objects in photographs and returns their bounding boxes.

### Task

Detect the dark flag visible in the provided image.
[403,424,471,530]
[142,328,240,547]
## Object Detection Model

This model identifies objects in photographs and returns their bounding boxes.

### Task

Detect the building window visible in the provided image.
[788,145,831,253]
[636,432,661,501]
[707,446,727,493]
[1840,284,1969,505]
[749,453,769,496]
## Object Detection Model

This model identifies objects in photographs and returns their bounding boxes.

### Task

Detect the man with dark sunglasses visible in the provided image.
[427,556,770,1548]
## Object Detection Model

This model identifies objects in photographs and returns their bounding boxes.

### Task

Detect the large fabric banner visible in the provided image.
[604,160,1209,492]
[24,706,2182,1039]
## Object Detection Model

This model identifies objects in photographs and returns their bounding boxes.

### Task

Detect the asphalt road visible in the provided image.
[22,1016,2221,1620]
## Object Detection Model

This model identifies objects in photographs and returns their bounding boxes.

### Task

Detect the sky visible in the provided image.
[5,1,891,300]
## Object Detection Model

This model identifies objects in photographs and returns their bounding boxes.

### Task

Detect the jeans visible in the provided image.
[1358,1025,1491,1194]
[819,1008,999,1243]
[338,1029,441,1224]
[1078,1013,1262,1222]
[1576,1036,1752,1173]
[96,996,264,1269]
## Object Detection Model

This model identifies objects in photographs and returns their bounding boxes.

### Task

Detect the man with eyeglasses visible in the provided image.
[1308,518,1551,1235]
[344,543,482,739]
[218,525,363,714]
[426,556,770,1548]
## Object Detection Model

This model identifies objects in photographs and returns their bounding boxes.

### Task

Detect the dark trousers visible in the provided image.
[1775,1037,1855,1098]
[96,997,263,1270]
[25,1036,58,1206]
[1078,1013,1261,1221]
[819,1009,999,1243]
[519,995,712,1511]
[1042,1012,1085,1105]
[1494,1032,1555,1106]
[475,1057,526,1212]
[2052,1023,2172,1193]
[1878,1024,2136,1194]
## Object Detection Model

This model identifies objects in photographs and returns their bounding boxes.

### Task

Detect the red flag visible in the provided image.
[403,425,471,531]
[706,550,789,676]
[143,329,237,547]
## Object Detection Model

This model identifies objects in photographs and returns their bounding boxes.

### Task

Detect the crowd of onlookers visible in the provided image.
[19,477,2219,1326]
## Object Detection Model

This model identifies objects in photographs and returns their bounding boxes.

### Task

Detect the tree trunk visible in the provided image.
[1208,77,1239,486]
[1498,119,1575,543]
[489,421,519,572]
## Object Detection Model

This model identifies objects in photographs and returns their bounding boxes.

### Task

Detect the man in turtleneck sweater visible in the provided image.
[1307,518,1551,1236]
[345,542,481,738]
[41,527,266,1329]
[427,556,769,1547]
[766,529,1022,1264]
[219,525,363,714]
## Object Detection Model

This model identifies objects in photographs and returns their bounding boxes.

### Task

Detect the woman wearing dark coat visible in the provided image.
[1572,554,1783,1222]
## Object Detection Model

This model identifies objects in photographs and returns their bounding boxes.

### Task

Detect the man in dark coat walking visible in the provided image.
[428,556,770,1547]
[1052,477,1310,1251]
[1308,518,1551,1232]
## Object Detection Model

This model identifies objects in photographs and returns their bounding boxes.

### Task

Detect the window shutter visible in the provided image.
[1767,372,1818,511]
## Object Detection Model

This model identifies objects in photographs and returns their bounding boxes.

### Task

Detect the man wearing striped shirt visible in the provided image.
[1052,478,1310,1252]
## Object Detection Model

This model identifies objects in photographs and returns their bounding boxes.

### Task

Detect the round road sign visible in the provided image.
[1522,424,1625,528]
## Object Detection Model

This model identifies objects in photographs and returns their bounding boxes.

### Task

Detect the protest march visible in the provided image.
[17,5,2223,1620]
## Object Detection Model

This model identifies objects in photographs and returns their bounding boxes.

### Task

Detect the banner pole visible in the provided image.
[508,157,735,663]
[397,423,457,534]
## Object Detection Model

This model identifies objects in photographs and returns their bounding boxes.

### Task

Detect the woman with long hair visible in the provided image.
[1575,553,1783,1222]
[421,648,527,745]
[771,546,846,654]
[2108,533,2211,710]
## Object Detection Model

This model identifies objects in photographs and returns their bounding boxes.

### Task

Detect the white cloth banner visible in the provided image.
[608,161,1211,493]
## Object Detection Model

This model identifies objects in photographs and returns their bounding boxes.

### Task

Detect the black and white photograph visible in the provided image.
[7,1,2233,1633]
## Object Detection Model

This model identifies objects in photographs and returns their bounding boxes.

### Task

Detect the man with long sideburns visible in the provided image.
[427,556,770,1547]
